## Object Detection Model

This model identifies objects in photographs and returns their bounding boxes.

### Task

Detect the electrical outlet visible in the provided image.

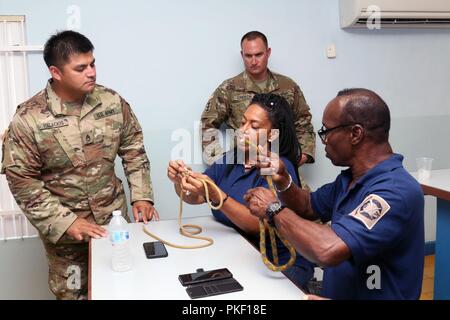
[327,44,336,59]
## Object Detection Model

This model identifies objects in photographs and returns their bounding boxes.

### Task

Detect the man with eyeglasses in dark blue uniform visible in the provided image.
[244,88,425,299]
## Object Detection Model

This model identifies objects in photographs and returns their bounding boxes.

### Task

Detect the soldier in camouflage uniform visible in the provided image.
[201,31,315,188]
[0,31,158,300]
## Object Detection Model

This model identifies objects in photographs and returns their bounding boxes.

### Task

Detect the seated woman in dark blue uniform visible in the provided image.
[167,93,314,289]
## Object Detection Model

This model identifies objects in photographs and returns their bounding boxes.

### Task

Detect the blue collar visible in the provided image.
[341,153,404,188]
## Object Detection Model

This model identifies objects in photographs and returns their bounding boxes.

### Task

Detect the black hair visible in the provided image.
[240,31,268,48]
[337,88,390,144]
[250,93,301,173]
[43,30,94,68]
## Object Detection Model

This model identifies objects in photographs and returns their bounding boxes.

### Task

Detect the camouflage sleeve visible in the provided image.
[200,84,230,166]
[292,85,316,163]
[118,98,154,204]
[1,115,78,244]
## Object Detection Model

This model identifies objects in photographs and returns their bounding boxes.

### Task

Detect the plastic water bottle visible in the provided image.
[109,210,132,272]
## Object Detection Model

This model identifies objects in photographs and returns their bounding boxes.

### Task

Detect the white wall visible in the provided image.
[1,0,449,298]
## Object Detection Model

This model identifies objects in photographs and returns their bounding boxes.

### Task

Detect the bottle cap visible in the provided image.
[112,210,121,216]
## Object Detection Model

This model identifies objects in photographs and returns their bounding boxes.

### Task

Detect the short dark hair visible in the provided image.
[337,88,390,143]
[43,30,94,68]
[240,31,268,48]
[250,93,301,178]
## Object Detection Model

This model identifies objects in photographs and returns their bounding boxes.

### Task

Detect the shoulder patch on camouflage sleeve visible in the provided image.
[349,194,391,230]
[204,98,213,112]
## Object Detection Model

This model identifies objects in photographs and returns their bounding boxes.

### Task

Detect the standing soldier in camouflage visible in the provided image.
[201,31,315,188]
[0,31,158,300]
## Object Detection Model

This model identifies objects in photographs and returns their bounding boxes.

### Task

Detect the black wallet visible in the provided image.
[186,278,243,299]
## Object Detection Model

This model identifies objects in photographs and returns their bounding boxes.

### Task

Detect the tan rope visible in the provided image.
[244,139,297,272]
[144,143,297,272]
[142,170,221,249]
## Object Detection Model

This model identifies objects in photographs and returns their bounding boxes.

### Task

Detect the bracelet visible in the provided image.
[211,193,229,207]
[275,174,293,193]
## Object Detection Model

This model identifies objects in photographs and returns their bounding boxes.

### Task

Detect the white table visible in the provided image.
[412,169,450,300]
[89,216,305,300]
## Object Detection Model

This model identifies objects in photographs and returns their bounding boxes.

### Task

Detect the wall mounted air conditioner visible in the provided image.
[340,0,450,28]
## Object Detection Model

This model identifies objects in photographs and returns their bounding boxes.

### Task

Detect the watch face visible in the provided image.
[269,201,281,212]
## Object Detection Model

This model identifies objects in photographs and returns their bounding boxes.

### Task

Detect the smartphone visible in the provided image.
[143,241,168,259]
[178,268,233,286]
[186,278,243,299]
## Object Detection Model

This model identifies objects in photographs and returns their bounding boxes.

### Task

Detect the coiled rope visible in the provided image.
[143,145,296,271]
[142,170,219,249]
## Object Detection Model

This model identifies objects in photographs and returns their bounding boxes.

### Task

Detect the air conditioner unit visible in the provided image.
[340,0,450,28]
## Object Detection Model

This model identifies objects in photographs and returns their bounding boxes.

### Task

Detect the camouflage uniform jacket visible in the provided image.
[0,81,154,244]
[201,70,316,165]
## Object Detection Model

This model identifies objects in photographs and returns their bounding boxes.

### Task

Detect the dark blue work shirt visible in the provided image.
[311,154,424,299]
[204,154,314,273]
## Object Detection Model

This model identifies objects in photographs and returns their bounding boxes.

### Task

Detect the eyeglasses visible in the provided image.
[317,124,357,143]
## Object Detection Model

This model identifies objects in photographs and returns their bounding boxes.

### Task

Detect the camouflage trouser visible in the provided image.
[42,241,89,300]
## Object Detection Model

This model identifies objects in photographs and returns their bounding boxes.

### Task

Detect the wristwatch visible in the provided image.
[266,201,286,226]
